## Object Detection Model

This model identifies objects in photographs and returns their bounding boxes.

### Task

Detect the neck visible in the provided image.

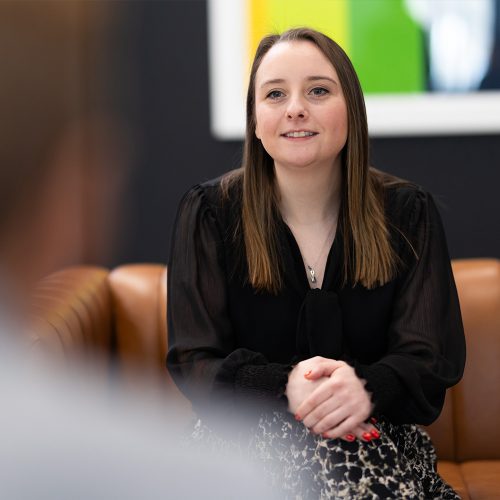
[275,160,342,226]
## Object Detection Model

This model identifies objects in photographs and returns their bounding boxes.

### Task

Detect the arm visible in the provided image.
[166,185,292,419]
[293,189,466,431]
[355,190,466,424]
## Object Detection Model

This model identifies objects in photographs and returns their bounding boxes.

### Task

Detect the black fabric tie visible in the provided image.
[296,289,344,359]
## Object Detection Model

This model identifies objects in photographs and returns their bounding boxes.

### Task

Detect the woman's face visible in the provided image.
[254,40,348,172]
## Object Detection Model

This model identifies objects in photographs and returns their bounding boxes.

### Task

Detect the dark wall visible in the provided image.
[110,0,500,267]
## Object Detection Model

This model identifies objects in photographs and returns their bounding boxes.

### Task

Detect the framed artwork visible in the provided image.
[208,0,500,139]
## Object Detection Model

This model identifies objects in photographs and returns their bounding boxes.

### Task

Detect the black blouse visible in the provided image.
[166,175,466,426]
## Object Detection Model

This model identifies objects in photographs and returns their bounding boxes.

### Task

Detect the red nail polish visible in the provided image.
[370,417,377,424]
[362,432,372,441]
[304,370,312,378]
[322,432,329,439]
[370,430,380,439]
[294,413,301,421]
[345,434,355,442]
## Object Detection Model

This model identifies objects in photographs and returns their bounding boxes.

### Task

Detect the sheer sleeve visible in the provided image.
[166,185,292,415]
[353,189,466,425]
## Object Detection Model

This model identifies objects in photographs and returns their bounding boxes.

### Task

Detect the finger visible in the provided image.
[352,422,379,442]
[304,360,344,380]
[323,425,359,443]
[302,397,342,430]
[311,406,350,435]
[334,424,370,443]
[295,381,337,420]
[359,417,382,440]
[336,425,366,442]
[340,432,357,443]
[321,420,382,442]
[319,415,363,441]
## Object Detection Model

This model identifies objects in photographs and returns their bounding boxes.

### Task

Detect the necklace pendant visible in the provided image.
[307,266,317,284]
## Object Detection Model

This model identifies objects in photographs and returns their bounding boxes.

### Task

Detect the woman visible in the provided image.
[167,28,465,498]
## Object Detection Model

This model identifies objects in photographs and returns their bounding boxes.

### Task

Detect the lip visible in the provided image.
[280,130,319,139]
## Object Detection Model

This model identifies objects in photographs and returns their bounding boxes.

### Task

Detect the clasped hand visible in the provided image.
[285,356,378,442]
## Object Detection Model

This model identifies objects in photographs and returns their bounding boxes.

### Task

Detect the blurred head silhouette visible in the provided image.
[0,1,127,309]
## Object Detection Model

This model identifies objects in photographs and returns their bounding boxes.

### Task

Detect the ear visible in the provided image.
[255,123,261,140]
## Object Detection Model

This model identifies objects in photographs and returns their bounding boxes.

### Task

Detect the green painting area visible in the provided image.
[349,0,425,94]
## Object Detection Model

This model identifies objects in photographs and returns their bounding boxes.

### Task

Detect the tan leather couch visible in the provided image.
[29,259,500,499]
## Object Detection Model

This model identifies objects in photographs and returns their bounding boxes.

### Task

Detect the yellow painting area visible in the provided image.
[247,0,349,65]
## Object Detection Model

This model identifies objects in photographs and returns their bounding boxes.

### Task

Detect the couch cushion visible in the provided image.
[425,389,455,461]
[438,460,500,500]
[460,461,500,500]
[437,461,470,500]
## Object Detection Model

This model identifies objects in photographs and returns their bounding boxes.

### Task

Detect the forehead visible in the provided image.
[256,40,338,84]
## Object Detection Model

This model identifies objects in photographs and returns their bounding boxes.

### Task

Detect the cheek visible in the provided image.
[323,104,348,141]
[255,105,279,140]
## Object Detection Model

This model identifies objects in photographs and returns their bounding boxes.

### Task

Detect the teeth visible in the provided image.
[285,131,315,138]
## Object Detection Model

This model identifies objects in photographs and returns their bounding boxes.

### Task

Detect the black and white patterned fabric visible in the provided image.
[190,411,460,500]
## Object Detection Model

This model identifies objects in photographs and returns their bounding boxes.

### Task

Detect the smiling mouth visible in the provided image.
[281,131,318,138]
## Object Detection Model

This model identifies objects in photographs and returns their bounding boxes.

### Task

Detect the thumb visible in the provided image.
[304,359,343,380]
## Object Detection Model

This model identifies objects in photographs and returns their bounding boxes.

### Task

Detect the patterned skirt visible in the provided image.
[189,410,460,499]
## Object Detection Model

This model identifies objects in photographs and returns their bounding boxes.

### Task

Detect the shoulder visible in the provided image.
[375,172,445,257]
[175,172,243,236]
[384,184,450,279]
[375,170,436,229]
[370,168,431,221]
[180,171,242,211]
[385,183,429,222]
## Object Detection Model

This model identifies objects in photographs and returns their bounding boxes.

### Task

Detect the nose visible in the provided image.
[286,95,308,120]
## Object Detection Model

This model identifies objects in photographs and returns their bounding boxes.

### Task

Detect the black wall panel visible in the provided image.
[111,0,500,266]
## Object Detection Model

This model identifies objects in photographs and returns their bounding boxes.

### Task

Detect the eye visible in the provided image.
[266,90,285,100]
[310,87,329,97]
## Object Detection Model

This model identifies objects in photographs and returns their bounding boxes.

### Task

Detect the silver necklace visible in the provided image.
[304,224,336,285]
[284,218,336,286]
[307,265,318,284]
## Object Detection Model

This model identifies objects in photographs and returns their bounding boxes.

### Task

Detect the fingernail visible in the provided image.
[362,432,372,441]
[294,413,301,421]
[304,370,312,378]
[370,417,377,424]
[322,432,329,439]
[345,434,355,442]
[370,430,380,439]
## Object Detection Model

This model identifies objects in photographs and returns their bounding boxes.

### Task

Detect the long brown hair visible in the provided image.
[224,27,399,293]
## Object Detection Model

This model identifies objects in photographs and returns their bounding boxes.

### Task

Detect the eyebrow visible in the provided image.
[260,75,338,88]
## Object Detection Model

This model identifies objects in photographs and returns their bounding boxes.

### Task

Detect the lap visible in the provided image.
[189,410,459,500]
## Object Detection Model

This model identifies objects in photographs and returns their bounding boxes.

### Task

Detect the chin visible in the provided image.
[276,157,323,170]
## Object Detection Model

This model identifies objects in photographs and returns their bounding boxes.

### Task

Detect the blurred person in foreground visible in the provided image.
[0,2,273,499]
[167,28,466,498]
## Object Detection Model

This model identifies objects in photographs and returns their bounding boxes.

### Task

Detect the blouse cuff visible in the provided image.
[213,348,293,409]
[349,360,405,417]
[234,362,293,403]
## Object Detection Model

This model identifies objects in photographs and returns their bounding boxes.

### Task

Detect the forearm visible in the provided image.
[168,347,295,415]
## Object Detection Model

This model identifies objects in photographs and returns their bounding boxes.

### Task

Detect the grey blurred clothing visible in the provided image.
[0,332,276,500]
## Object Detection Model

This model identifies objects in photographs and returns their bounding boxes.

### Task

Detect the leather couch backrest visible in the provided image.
[30,259,500,461]
[108,264,168,384]
[30,266,112,375]
[426,259,500,462]
[452,259,500,461]
[108,264,190,412]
